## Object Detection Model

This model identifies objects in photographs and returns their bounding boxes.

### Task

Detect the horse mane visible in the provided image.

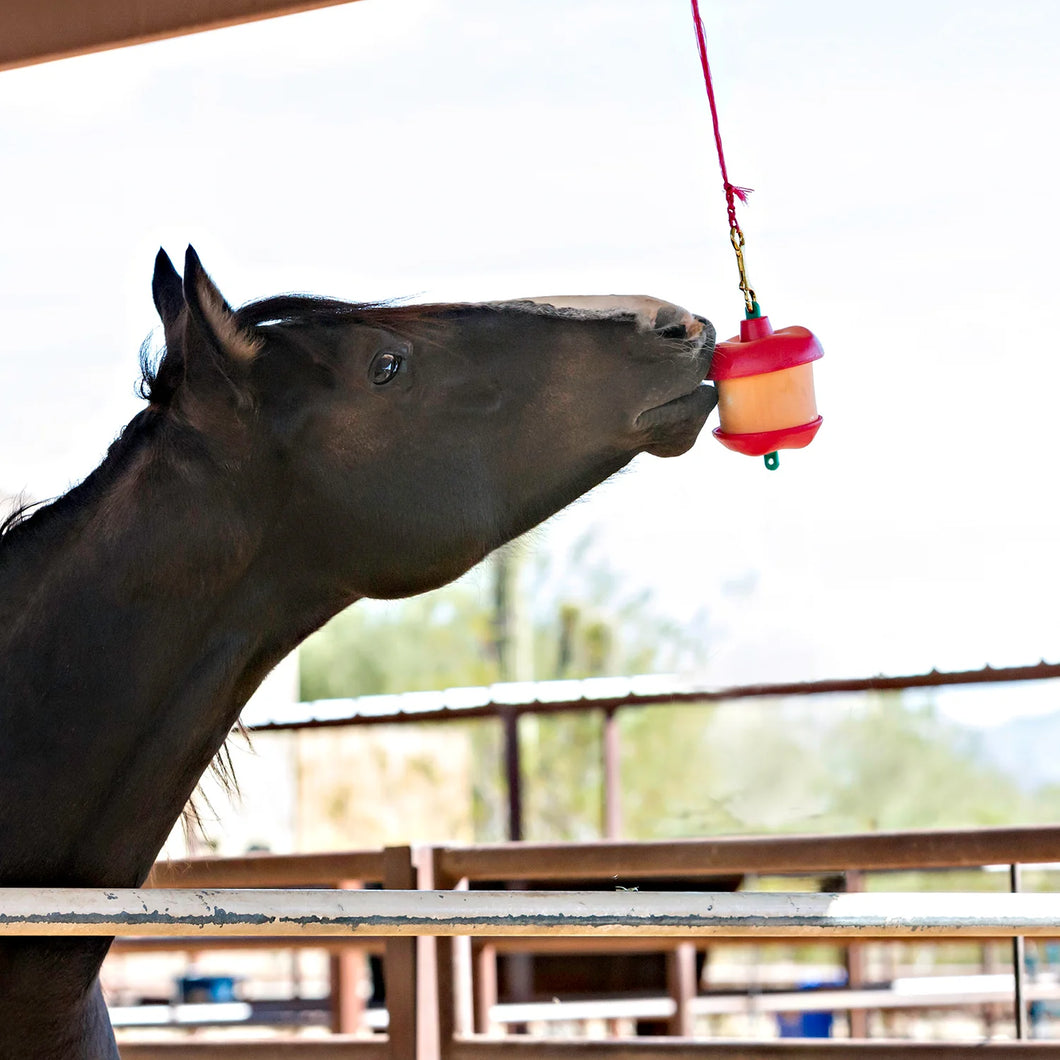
[0,496,38,539]
[0,403,244,838]
[0,408,164,555]
[235,294,451,330]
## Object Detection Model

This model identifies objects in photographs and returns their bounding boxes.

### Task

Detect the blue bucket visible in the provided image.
[775,978,842,1038]
[177,975,238,1003]
[777,1009,834,1038]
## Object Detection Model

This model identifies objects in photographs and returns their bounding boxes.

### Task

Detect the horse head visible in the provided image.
[149,246,717,601]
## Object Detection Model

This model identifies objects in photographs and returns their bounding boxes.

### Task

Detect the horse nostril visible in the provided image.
[653,305,707,342]
[653,306,686,338]
[656,321,689,340]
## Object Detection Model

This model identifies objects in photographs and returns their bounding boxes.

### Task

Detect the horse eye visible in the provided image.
[370,351,403,385]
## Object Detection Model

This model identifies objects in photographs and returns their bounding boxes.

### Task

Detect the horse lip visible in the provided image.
[634,324,715,428]
[634,381,717,430]
[633,382,717,457]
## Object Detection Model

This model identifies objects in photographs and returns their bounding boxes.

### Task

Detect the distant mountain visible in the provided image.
[975,710,1060,791]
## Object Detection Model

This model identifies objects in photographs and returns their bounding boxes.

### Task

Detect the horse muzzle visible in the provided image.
[520,294,709,341]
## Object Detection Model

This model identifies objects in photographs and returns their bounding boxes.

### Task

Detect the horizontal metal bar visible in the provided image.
[118,1039,387,1059]
[111,1001,388,1031]
[107,1041,1060,1060]
[147,849,386,888]
[484,975,1060,1022]
[450,1040,1060,1059]
[4,888,1060,938]
[112,1001,252,1027]
[110,933,385,952]
[435,825,1060,881]
[139,827,1060,892]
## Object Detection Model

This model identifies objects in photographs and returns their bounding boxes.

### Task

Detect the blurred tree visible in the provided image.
[300,527,711,701]
[299,536,1039,844]
[298,526,709,841]
[618,693,1035,840]
[816,694,1029,832]
[299,586,497,700]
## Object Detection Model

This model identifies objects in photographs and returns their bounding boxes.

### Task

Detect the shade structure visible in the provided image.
[0,0,365,72]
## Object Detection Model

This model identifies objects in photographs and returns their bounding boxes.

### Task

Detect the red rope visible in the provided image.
[689,0,751,233]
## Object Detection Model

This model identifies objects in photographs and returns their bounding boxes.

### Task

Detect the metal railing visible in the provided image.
[2,826,1051,1058]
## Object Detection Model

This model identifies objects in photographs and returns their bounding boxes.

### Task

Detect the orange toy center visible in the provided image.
[716,362,818,435]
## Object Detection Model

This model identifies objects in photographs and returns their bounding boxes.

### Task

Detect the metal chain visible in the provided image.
[729,226,758,316]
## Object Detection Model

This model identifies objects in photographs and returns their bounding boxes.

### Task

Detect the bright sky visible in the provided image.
[2,0,1059,718]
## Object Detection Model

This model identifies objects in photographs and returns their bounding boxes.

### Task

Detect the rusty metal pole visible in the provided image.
[844,869,869,1038]
[413,847,439,1060]
[383,847,417,1060]
[1012,863,1027,1039]
[502,709,523,843]
[602,706,623,840]
[492,544,530,843]
[492,545,533,1027]
[666,942,698,1037]
[498,707,531,1013]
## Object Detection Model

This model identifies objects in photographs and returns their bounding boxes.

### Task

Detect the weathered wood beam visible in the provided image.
[0,0,364,73]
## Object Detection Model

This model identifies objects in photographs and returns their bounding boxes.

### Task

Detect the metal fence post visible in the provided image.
[384,846,417,1060]
[1011,862,1026,1039]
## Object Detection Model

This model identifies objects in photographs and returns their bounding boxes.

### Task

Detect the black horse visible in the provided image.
[0,246,715,1058]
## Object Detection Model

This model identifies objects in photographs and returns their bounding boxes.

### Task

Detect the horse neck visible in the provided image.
[0,420,325,890]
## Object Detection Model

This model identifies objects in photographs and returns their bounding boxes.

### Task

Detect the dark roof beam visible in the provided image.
[1,0,363,73]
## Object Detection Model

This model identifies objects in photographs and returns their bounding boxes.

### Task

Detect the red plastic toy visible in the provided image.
[709,315,823,468]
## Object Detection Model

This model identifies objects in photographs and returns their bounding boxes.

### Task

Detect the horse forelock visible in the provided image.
[234,295,458,331]
[232,295,644,331]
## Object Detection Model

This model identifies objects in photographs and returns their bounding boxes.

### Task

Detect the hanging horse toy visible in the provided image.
[690,1,823,471]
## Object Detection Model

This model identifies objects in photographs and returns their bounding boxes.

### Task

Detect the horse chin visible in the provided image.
[642,428,704,458]
[636,382,718,457]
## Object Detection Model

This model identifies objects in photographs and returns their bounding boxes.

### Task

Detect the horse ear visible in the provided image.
[182,245,262,364]
[152,248,187,354]
[152,248,184,323]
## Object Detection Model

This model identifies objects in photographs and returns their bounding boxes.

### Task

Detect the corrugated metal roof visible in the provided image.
[248,661,1060,731]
